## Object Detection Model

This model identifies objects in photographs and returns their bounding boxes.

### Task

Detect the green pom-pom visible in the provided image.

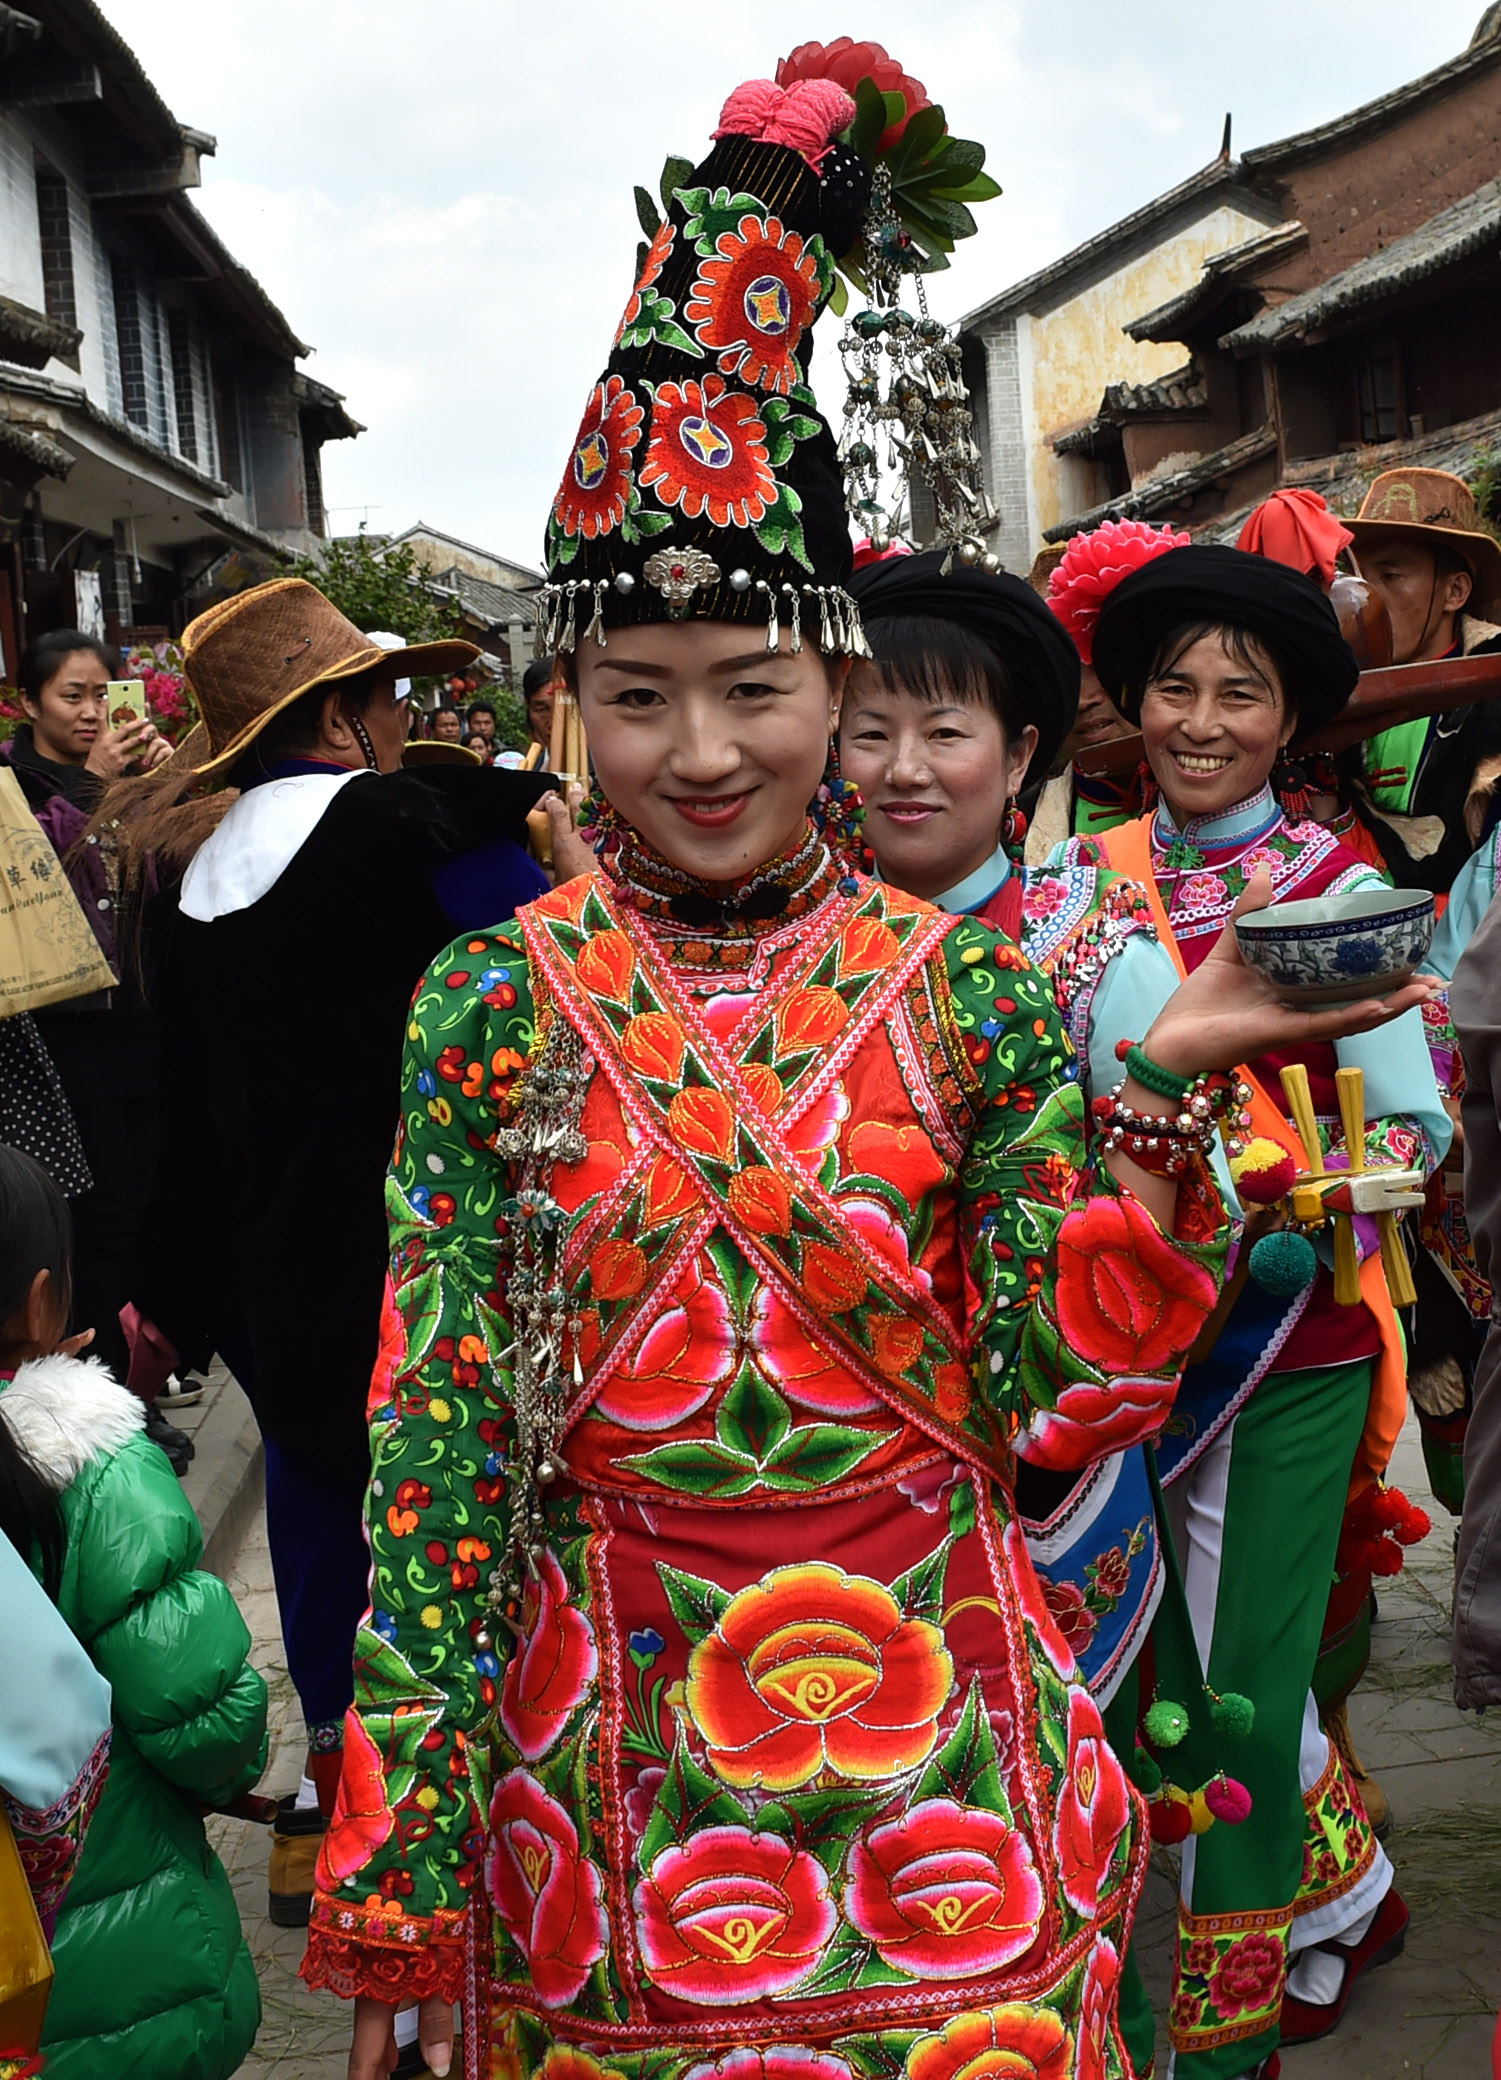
[1128,1745,1164,1794]
[1211,1691,1255,1740]
[1144,1698,1190,1748]
[1248,1229,1318,1298]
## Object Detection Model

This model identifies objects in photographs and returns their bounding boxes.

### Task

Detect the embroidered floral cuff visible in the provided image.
[301,1893,469,2004]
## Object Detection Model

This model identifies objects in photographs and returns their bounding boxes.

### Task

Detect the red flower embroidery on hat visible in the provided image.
[685,215,825,395]
[553,374,645,541]
[641,375,776,528]
[777,40,932,152]
[615,219,674,344]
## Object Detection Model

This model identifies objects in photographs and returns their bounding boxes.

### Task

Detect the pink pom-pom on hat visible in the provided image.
[1047,518,1192,663]
[714,77,857,169]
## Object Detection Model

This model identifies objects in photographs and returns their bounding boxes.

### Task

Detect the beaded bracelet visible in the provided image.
[1091,1076,1231,1175]
[1115,1038,1193,1102]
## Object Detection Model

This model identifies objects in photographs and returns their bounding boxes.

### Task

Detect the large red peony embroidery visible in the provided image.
[553,374,644,541]
[640,375,776,528]
[486,1770,608,2007]
[1053,1686,1131,1916]
[1077,1935,1121,2080]
[634,1825,835,2003]
[684,215,825,394]
[905,2002,1074,2080]
[684,1561,953,1789]
[750,1283,881,1417]
[685,2053,856,2080]
[1022,1374,1178,1470]
[499,1550,598,1760]
[594,1257,733,1431]
[1054,1194,1216,1376]
[1000,1518,1079,1680]
[843,1796,1044,1978]
[316,1710,396,1888]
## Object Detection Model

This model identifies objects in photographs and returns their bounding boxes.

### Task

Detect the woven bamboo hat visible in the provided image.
[170,577,478,781]
[1347,468,1501,614]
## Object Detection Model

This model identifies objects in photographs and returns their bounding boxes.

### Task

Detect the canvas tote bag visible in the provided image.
[0,767,117,1016]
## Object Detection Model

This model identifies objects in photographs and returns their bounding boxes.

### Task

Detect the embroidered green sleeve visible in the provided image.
[944,918,1226,1473]
[305,923,538,1992]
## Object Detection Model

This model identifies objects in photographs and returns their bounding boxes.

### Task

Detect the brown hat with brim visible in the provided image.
[170,576,478,783]
[1347,467,1501,615]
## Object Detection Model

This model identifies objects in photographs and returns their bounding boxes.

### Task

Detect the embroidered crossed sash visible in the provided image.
[518,875,1014,1473]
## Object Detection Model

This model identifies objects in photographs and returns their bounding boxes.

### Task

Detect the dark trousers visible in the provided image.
[223,1337,370,1739]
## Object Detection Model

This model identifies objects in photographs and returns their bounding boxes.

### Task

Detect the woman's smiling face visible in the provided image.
[839,665,1036,901]
[1138,626,1293,827]
[576,620,846,883]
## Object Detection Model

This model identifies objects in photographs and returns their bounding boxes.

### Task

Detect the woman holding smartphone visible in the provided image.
[1,631,180,1456]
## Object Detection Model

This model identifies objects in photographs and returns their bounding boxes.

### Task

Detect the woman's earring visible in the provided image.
[1271,752,1312,821]
[1001,795,1028,858]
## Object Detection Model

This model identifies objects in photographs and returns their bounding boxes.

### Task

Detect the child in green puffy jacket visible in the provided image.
[0,1144,268,2080]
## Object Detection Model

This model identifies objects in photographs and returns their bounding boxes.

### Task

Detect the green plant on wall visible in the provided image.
[289,529,464,645]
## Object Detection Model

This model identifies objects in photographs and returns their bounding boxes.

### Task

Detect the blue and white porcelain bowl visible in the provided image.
[1233,887,1435,1007]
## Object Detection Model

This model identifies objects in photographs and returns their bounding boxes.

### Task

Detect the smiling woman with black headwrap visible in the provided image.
[1086,544,1449,2079]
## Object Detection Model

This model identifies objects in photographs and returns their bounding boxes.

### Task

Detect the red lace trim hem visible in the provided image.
[301,1892,468,2004]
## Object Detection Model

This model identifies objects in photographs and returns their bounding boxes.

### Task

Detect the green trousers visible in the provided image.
[1166,1360,1372,2079]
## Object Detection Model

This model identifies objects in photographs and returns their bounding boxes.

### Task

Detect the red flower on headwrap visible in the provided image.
[615,219,674,345]
[1047,519,1192,663]
[776,40,932,152]
[553,374,645,541]
[685,215,826,395]
[641,375,777,528]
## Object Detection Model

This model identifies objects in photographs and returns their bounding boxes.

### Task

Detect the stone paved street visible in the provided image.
[208,1417,1501,2079]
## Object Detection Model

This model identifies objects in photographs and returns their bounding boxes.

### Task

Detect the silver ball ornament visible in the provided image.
[958,540,981,567]
[613,571,636,595]
[728,568,752,593]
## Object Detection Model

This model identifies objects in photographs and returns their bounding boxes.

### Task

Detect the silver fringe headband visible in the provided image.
[535,548,872,661]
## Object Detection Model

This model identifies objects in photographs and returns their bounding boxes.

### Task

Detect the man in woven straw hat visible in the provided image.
[1348,466,1501,894]
[116,576,556,1927]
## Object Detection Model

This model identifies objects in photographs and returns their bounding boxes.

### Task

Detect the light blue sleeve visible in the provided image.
[1429,832,1500,983]
[0,1527,111,1813]
[1084,930,1182,1100]
[1085,931,1240,1211]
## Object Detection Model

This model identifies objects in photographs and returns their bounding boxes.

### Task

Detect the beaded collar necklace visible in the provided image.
[609,822,851,964]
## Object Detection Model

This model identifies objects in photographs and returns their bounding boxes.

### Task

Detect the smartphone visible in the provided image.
[106,679,147,729]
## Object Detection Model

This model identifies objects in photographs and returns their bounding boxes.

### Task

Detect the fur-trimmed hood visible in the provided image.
[0,1353,146,1491]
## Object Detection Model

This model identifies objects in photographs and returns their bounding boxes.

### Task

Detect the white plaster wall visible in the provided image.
[1024,201,1274,541]
[0,113,45,313]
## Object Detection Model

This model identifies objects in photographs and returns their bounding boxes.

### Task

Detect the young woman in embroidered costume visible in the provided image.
[841,540,1232,2079]
[303,72,1430,2080]
[1076,545,1449,2079]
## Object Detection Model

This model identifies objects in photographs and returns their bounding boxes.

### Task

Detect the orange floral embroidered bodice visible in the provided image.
[525,865,986,1500]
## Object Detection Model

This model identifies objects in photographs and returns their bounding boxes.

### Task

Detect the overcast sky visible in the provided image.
[106,0,1487,568]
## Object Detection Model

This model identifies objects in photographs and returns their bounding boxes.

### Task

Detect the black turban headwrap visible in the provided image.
[1091,544,1358,743]
[850,549,1082,779]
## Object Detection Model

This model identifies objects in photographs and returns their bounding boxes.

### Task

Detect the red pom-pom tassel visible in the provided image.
[1148,1796,1193,1845]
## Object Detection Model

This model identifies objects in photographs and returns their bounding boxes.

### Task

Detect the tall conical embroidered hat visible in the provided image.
[540,78,875,656]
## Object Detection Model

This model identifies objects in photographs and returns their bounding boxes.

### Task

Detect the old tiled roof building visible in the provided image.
[0,0,360,668]
[959,8,1501,562]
